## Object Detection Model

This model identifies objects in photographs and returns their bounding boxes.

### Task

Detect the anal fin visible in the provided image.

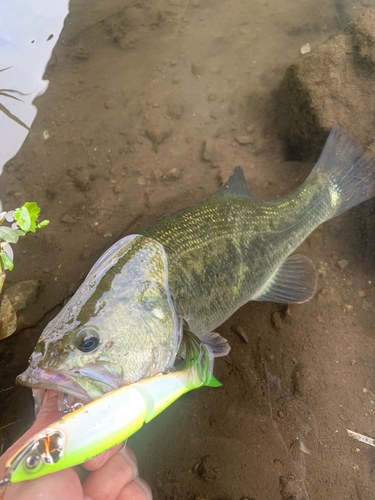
[253,254,317,303]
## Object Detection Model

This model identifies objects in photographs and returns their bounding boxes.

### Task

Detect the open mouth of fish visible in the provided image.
[17,366,117,413]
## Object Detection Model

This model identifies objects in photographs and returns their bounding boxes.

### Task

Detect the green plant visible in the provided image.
[0,202,49,293]
[0,67,30,131]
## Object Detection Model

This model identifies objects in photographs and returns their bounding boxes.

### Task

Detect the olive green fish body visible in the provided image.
[141,172,328,335]
[17,125,375,400]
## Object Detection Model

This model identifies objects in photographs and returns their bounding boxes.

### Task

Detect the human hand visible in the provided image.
[0,390,152,500]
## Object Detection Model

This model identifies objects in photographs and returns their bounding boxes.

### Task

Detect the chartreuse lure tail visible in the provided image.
[1,336,219,488]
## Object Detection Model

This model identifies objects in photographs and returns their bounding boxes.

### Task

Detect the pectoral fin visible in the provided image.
[253,254,317,303]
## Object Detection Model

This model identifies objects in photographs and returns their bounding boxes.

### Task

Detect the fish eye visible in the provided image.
[25,453,41,469]
[77,327,100,353]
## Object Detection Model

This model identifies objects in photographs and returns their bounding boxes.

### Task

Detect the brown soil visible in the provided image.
[1,0,375,499]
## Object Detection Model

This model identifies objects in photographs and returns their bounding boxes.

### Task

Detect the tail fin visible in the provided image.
[313,124,375,217]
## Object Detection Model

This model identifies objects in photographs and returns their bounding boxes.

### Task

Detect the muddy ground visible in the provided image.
[1,0,375,498]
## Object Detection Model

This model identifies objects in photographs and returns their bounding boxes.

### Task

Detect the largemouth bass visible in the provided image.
[17,125,375,401]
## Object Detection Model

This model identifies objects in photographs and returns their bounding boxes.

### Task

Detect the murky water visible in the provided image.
[1,0,375,498]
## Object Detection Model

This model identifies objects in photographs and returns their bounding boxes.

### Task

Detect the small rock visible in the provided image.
[231,325,249,343]
[202,138,222,168]
[43,267,50,273]
[145,124,171,145]
[246,124,255,134]
[74,173,91,191]
[344,304,353,311]
[62,214,75,223]
[168,168,180,179]
[271,311,284,331]
[337,259,349,270]
[358,290,366,297]
[350,359,356,365]
[300,43,311,55]
[137,176,147,186]
[153,169,163,181]
[5,280,40,312]
[236,135,254,145]
[0,295,17,340]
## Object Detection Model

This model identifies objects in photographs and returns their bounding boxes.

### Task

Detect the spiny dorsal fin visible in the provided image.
[252,254,317,303]
[210,166,255,199]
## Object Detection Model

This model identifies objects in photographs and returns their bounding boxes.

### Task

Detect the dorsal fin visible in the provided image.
[210,166,255,199]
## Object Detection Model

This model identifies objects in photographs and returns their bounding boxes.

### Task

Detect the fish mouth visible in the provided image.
[17,364,121,405]
[17,367,93,402]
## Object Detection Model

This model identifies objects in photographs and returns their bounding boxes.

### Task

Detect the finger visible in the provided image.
[82,442,125,471]
[0,390,63,474]
[82,446,138,500]
[2,468,83,500]
[115,479,152,500]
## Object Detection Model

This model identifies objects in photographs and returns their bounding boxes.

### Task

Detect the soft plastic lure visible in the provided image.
[0,340,220,490]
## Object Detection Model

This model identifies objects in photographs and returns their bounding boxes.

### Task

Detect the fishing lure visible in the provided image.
[0,337,220,491]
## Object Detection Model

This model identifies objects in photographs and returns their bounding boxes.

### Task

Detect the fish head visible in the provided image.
[17,235,182,402]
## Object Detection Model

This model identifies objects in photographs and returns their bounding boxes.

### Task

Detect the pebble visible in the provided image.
[74,173,91,191]
[62,214,75,223]
[236,135,253,145]
[168,168,180,179]
[153,169,163,181]
[337,259,348,270]
[358,290,366,297]
[145,124,171,145]
[231,325,249,343]
[300,43,311,55]
[202,138,222,168]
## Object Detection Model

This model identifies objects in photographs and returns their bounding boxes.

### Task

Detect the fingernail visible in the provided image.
[135,478,153,500]
[119,445,138,479]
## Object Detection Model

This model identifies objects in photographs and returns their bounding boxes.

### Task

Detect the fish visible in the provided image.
[17,124,375,402]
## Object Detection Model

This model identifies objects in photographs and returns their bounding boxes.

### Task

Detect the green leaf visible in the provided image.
[24,202,41,232]
[14,206,31,232]
[36,220,50,229]
[1,251,13,271]
[0,227,19,243]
